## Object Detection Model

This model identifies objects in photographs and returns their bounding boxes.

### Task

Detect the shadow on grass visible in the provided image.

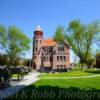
[85,70,100,74]
[0,85,25,100]
[7,85,100,100]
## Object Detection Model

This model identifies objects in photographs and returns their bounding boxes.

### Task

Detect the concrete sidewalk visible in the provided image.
[0,72,40,100]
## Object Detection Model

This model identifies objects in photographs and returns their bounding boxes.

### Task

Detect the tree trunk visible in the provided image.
[80,63,84,70]
[7,56,15,67]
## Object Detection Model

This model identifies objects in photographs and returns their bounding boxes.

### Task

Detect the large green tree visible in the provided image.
[67,20,100,69]
[0,25,31,67]
[53,26,65,43]
[53,20,100,70]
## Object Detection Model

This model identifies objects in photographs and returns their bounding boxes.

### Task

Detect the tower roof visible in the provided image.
[35,25,42,31]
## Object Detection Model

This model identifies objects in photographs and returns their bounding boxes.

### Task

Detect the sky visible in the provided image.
[0,0,100,62]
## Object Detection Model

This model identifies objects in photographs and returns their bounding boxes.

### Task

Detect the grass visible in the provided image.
[7,69,100,100]
[34,77,100,89]
[12,74,18,78]
[39,69,100,78]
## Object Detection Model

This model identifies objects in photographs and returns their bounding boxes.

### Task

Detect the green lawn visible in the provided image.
[40,69,100,78]
[34,77,100,89]
[7,69,100,100]
[12,74,18,78]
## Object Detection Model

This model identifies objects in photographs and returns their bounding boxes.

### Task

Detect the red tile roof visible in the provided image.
[42,38,56,46]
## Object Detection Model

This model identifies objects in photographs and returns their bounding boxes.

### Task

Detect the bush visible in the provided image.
[86,56,96,68]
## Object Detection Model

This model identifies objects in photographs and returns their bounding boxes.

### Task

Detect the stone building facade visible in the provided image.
[32,25,70,71]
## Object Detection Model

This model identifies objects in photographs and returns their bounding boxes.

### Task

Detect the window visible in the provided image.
[33,56,34,60]
[58,47,59,51]
[58,46,64,52]
[60,65,63,69]
[58,47,61,51]
[47,49,49,54]
[36,40,38,44]
[47,56,48,62]
[57,65,59,69]
[63,47,64,51]
[49,56,51,61]
[35,56,36,59]
[60,56,63,61]
[40,40,41,44]
[33,48,34,52]
[60,47,62,51]
[44,56,46,61]
[57,56,59,61]
[53,50,55,54]
[44,48,46,52]
[36,47,37,52]
[64,65,66,69]
[64,56,66,61]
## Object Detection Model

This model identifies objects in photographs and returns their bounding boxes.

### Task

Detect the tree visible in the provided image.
[53,26,65,43]
[0,25,6,49]
[0,54,8,66]
[0,25,31,67]
[53,20,100,70]
[66,20,100,69]
[86,56,96,68]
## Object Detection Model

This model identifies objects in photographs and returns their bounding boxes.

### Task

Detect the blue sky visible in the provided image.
[0,0,100,62]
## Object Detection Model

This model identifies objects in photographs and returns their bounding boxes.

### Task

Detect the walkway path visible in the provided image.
[41,74,100,79]
[0,72,40,100]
